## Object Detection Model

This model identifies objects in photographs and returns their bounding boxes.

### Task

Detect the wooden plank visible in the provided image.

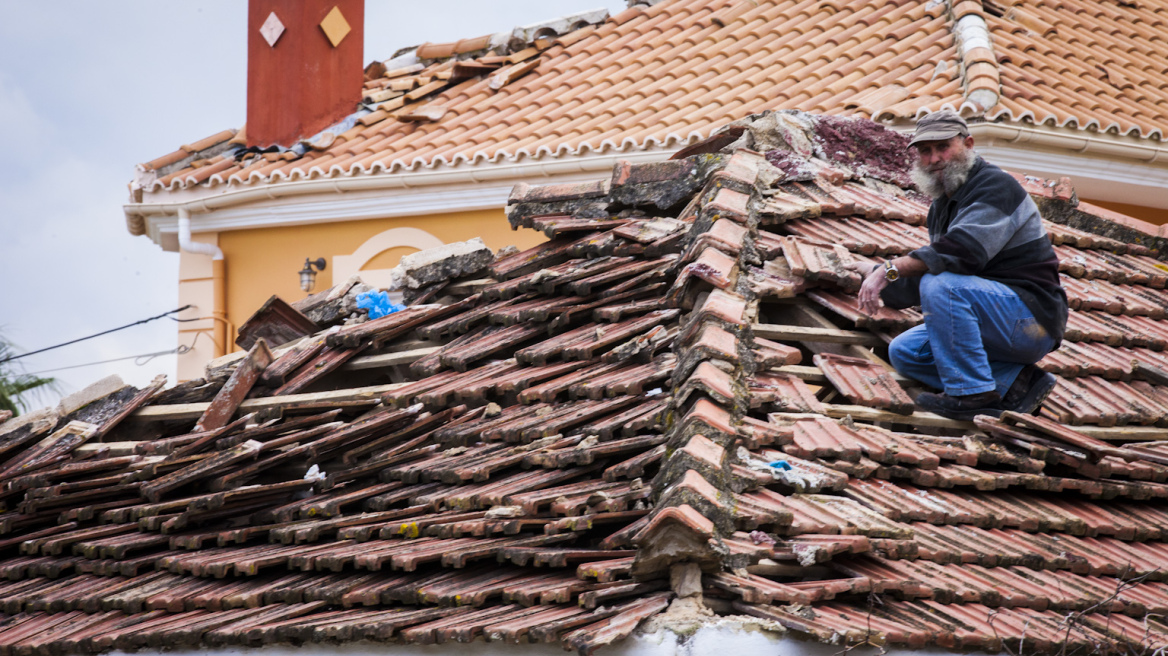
[444,278,497,295]
[1074,425,1168,441]
[130,383,407,422]
[75,442,140,457]
[778,302,887,360]
[820,404,974,430]
[772,365,827,384]
[342,347,440,371]
[753,324,883,347]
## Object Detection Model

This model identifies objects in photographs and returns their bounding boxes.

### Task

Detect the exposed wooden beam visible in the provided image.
[444,278,497,295]
[342,347,440,371]
[131,383,405,422]
[823,404,972,429]
[1073,424,1168,441]
[753,324,883,347]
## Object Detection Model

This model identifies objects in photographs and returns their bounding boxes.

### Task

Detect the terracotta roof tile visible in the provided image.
[135,0,1168,200]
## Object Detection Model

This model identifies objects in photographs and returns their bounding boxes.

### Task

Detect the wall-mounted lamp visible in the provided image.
[298,257,327,292]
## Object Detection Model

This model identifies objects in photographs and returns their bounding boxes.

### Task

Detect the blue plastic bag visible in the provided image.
[767,460,792,471]
[356,290,405,319]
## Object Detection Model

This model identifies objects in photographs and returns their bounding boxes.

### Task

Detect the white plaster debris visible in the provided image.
[790,543,824,567]
[736,446,828,493]
[0,406,58,438]
[485,505,524,519]
[390,237,493,289]
[57,374,127,416]
[529,268,559,285]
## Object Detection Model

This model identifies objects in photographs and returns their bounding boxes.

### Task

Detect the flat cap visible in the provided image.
[909,109,970,146]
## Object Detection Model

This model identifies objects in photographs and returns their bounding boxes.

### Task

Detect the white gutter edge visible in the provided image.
[970,122,1168,164]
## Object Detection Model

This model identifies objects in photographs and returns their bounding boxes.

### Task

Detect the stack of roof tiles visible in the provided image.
[132,0,1168,232]
[11,110,1168,655]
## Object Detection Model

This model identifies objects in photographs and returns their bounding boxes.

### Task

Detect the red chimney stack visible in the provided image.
[246,0,365,148]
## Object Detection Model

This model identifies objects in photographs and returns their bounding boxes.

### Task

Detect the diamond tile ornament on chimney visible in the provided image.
[247,0,364,148]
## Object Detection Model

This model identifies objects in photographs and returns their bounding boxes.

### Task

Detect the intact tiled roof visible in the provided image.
[15,110,1168,654]
[133,0,1168,207]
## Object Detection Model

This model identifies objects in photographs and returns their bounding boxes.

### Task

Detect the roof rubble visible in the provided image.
[11,109,1168,655]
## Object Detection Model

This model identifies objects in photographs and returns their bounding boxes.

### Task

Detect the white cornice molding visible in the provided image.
[129,122,1168,249]
[131,149,674,249]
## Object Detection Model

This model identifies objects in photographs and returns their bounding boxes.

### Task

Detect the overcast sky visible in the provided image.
[0,1,625,412]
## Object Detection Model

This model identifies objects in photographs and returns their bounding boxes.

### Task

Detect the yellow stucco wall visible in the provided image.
[215,208,543,353]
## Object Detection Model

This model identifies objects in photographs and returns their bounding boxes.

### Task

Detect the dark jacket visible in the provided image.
[882,157,1068,345]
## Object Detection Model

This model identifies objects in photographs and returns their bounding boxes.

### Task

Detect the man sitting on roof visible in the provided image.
[851,109,1068,421]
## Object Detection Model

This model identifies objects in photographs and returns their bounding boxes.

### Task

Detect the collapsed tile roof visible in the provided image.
[15,109,1168,655]
[130,0,1168,220]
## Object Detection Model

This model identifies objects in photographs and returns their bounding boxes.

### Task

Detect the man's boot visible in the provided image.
[1001,364,1058,415]
[915,390,1002,421]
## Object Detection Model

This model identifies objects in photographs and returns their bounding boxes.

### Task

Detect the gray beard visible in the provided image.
[911,150,978,198]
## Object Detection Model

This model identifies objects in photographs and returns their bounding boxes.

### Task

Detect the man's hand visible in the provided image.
[846,261,888,315]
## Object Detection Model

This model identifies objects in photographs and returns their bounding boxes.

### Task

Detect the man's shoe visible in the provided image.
[1002,364,1058,415]
[915,390,1003,421]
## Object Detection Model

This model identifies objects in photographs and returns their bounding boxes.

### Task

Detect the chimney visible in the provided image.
[246,0,365,148]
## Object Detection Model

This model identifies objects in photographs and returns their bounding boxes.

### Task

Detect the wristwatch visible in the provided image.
[883,260,900,282]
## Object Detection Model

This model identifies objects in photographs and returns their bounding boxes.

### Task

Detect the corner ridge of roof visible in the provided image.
[948,0,1002,117]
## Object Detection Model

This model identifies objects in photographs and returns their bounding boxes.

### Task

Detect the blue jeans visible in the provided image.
[888,272,1054,397]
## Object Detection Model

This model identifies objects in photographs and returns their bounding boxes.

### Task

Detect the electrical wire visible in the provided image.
[0,305,193,365]
[22,346,190,376]
[21,332,206,376]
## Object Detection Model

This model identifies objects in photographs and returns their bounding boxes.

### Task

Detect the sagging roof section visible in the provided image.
[10,109,1168,655]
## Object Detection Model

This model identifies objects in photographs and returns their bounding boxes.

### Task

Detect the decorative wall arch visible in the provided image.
[333,227,444,289]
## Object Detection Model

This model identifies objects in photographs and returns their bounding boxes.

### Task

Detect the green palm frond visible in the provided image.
[0,337,58,417]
